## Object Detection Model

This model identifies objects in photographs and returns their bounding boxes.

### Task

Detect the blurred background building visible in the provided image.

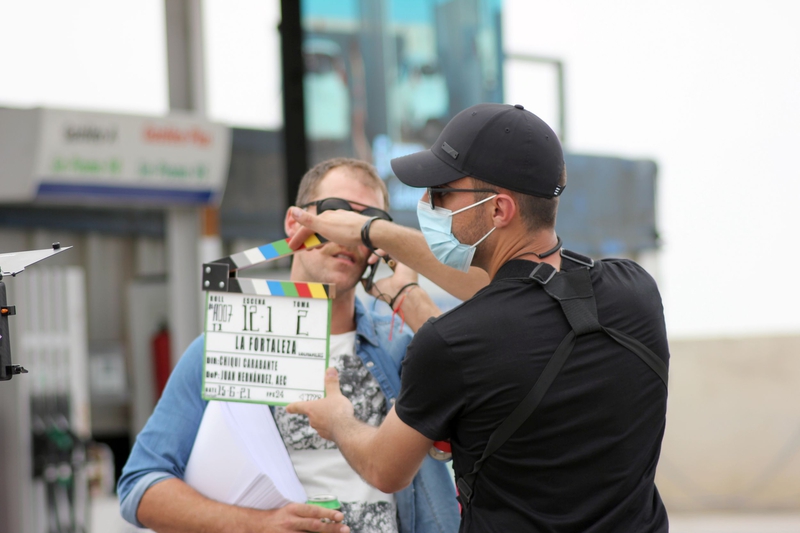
[0,1,799,532]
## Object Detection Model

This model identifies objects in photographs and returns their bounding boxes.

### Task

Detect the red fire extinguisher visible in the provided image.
[151,324,171,401]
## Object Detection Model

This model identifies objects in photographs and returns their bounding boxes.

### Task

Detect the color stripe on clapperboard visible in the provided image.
[223,234,324,270]
[218,234,333,299]
[230,278,332,299]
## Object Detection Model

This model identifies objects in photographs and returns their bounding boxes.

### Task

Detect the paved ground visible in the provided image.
[91,496,800,533]
[670,513,800,533]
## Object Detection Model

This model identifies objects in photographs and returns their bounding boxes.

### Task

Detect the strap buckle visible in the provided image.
[456,477,473,505]
[529,262,557,285]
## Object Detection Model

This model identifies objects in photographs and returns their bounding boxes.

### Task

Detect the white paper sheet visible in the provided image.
[184,401,306,509]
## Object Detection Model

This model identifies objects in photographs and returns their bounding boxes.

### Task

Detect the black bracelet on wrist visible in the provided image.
[389,282,420,309]
[361,216,382,254]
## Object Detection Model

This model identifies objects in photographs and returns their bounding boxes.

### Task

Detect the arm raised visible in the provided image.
[287,207,489,301]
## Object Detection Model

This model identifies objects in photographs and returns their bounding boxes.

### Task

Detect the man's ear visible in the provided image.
[491,193,517,229]
[284,207,299,238]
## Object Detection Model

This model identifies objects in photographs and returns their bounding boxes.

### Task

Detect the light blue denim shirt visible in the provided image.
[118,297,459,533]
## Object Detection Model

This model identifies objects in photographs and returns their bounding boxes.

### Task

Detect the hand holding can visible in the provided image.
[307,494,342,524]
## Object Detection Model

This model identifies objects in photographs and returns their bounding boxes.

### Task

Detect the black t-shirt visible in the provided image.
[396,257,669,533]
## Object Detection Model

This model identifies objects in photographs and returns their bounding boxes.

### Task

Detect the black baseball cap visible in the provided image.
[391,103,565,198]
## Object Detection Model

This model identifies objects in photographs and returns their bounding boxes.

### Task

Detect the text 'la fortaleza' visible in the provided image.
[235,334,297,355]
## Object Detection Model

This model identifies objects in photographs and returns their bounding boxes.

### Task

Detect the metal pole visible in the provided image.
[279,0,308,208]
[166,208,201,367]
[165,0,207,115]
[164,0,205,365]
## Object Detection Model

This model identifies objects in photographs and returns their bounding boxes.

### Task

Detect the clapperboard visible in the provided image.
[200,235,333,406]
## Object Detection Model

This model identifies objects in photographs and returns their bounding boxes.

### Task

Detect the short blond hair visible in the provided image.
[296,158,389,209]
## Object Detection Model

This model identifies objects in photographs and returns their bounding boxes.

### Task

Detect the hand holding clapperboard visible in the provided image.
[184,234,331,511]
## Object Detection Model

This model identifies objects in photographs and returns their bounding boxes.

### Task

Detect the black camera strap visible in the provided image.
[456,250,668,509]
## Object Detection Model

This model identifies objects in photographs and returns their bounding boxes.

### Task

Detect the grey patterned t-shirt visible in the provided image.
[274,331,398,533]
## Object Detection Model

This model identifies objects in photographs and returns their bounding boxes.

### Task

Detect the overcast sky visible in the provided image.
[504,0,800,338]
[1,0,798,338]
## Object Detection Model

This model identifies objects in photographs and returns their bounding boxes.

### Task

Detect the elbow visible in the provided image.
[368,468,414,494]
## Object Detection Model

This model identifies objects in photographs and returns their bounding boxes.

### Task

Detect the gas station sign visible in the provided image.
[0,107,231,206]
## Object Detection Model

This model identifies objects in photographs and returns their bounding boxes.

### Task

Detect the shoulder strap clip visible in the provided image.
[560,248,594,268]
[529,262,557,285]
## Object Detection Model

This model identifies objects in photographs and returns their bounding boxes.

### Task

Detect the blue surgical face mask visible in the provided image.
[416,195,497,272]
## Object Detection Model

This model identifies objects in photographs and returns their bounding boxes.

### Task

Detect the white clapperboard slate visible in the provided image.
[201,234,333,406]
[186,234,332,509]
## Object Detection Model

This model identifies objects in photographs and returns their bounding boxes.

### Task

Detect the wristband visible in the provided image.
[389,282,420,309]
[360,216,382,254]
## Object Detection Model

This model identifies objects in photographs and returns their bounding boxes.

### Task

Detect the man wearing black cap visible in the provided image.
[289,103,670,532]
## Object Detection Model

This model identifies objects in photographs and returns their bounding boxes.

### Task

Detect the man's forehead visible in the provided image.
[315,168,385,207]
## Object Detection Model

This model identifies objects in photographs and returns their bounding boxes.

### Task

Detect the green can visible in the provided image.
[306,494,341,510]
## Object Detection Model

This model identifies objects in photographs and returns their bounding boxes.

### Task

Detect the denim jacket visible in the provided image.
[118,298,459,533]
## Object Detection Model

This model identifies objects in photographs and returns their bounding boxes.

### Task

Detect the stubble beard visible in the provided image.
[457,210,494,269]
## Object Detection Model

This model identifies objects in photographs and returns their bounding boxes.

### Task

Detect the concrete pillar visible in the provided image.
[164,0,210,364]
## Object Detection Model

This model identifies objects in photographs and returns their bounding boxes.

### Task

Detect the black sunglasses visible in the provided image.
[300,197,393,292]
[425,187,498,209]
[300,197,393,222]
